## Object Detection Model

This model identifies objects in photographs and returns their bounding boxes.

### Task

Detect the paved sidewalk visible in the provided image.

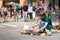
[0,22,60,40]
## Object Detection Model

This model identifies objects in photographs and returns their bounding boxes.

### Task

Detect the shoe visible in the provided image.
[40,33,46,37]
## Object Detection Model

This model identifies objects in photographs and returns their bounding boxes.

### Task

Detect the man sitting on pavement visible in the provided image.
[32,12,52,36]
[21,12,52,36]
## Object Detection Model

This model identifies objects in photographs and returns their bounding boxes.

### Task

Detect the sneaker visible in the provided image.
[40,33,46,37]
[46,29,52,36]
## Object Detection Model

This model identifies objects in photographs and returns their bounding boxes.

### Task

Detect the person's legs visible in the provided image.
[27,13,30,19]
[14,12,18,21]
[31,21,46,35]
[36,21,46,35]
[23,12,28,22]
[30,13,32,19]
[21,10,23,18]
[37,29,46,35]
[33,11,35,19]
[31,27,46,35]
[38,21,45,29]
[45,29,52,36]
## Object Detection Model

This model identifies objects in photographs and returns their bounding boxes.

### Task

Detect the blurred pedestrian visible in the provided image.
[32,2,36,19]
[19,6,23,18]
[28,4,33,19]
[7,5,12,17]
[12,3,18,21]
[46,2,52,18]
[47,2,51,10]
[39,1,44,12]
[55,4,60,23]
[22,3,28,22]
[3,6,8,22]
[35,2,40,17]
[33,2,40,22]
[1,6,4,17]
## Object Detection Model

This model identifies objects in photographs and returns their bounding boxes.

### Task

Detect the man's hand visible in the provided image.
[39,22,48,31]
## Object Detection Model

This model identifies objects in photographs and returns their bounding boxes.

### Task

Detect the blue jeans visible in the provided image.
[38,21,52,33]
[38,21,45,33]
[28,13,32,19]
[38,21,45,29]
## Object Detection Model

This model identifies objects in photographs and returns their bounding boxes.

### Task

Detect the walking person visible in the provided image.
[55,4,60,23]
[28,4,33,20]
[46,2,52,18]
[35,2,40,17]
[39,1,44,12]
[33,2,40,22]
[32,2,36,19]
[3,6,8,22]
[7,5,12,17]
[19,7,23,18]
[12,3,18,21]
[22,3,28,22]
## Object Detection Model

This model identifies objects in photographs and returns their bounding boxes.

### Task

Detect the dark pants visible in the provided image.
[21,11,23,18]
[28,13,32,19]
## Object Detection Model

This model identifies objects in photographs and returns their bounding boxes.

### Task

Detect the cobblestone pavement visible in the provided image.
[0,22,60,40]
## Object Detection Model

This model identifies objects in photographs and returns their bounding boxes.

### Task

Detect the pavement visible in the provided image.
[0,22,60,40]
